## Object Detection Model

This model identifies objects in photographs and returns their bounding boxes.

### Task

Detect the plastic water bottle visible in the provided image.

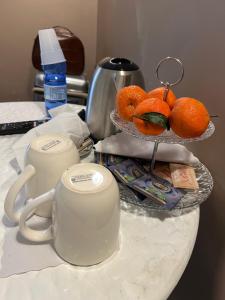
[38,29,67,114]
[42,62,67,112]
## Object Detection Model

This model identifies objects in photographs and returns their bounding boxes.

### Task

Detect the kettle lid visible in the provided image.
[99,57,139,71]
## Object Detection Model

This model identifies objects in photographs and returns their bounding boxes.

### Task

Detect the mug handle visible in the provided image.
[4,164,36,224]
[19,189,55,242]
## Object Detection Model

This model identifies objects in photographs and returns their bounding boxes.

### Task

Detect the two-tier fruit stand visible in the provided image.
[110,57,215,215]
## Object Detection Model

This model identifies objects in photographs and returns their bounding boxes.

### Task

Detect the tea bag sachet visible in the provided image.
[95,153,184,209]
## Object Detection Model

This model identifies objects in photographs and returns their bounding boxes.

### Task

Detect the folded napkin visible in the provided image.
[48,103,83,117]
[94,132,199,165]
[13,105,89,169]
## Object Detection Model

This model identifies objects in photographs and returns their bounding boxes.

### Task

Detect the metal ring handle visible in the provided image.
[155,57,184,87]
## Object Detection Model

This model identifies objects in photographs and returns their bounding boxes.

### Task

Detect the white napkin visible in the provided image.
[94,132,199,165]
[13,105,89,169]
[48,103,82,117]
[0,214,64,278]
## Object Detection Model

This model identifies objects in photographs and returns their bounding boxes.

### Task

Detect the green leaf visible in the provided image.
[134,112,170,130]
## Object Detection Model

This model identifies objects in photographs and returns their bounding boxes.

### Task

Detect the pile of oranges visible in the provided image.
[116,85,210,138]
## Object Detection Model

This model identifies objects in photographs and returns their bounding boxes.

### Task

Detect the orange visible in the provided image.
[147,86,177,109]
[133,98,171,135]
[170,97,210,138]
[116,85,147,121]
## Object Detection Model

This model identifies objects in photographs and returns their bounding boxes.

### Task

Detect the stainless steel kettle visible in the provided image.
[86,57,145,140]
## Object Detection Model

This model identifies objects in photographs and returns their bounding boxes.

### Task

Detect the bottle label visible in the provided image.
[44,84,67,101]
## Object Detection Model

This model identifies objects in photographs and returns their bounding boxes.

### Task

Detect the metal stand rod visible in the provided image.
[150,141,171,190]
[162,83,170,101]
[150,141,159,172]
[150,83,167,174]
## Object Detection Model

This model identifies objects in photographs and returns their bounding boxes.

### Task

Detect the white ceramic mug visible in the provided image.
[19,163,120,266]
[5,134,80,223]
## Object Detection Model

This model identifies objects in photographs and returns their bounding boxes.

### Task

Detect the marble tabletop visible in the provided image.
[0,101,199,300]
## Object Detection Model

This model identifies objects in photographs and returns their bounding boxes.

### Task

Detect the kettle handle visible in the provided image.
[112,73,132,92]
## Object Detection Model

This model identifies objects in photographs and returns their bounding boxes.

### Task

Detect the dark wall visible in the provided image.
[97,0,225,299]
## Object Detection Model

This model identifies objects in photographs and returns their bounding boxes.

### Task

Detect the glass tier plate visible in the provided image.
[119,162,213,215]
[110,110,215,144]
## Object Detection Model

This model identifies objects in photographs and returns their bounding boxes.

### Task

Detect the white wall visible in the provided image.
[0,0,98,101]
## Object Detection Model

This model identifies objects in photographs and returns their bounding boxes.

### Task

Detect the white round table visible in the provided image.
[0,102,199,300]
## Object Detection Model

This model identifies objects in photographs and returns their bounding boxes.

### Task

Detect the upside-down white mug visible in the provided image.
[5,134,80,223]
[19,163,120,266]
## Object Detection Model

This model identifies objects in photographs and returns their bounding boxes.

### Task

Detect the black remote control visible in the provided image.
[0,119,49,135]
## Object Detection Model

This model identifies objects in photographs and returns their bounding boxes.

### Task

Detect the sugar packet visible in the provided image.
[170,163,199,190]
